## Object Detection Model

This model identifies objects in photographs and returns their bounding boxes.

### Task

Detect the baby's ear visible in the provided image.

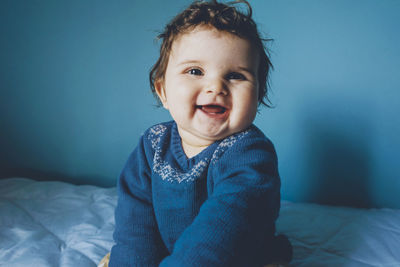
[154,80,168,109]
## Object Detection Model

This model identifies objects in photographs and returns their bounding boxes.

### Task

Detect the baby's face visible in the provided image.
[155,26,259,151]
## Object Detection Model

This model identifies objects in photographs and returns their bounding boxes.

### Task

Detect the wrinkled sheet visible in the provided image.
[1,178,399,267]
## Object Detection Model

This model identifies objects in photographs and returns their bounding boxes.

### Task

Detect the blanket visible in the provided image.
[0,178,399,267]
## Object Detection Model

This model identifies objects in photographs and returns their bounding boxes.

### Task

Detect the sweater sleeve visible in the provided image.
[109,134,168,267]
[159,135,281,267]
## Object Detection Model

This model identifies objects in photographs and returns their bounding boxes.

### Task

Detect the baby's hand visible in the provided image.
[97,252,110,267]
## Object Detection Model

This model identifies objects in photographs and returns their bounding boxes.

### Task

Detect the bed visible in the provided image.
[1,177,399,267]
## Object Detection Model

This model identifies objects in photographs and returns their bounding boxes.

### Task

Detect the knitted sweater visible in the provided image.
[109,121,284,267]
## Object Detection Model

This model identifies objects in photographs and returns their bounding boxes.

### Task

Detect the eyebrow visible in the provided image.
[176,60,203,66]
[237,66,257,77]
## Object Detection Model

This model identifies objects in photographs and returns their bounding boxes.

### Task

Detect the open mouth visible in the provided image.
[196,104,227,115]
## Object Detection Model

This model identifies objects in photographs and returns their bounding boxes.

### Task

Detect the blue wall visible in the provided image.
[1,0,399,208]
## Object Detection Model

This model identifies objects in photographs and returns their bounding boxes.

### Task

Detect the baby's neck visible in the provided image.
[181,140,208,159]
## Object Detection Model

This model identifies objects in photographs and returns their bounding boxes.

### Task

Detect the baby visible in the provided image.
[107,0,292,266]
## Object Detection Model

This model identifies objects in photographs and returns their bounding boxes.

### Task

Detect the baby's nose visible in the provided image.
[205,79,228,96]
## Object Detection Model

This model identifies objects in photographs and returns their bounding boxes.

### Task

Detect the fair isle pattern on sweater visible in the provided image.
[210,130,250,165]
[148,123,250,183]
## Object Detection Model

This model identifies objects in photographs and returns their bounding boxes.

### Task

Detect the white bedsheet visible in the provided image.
[0,178,399,267]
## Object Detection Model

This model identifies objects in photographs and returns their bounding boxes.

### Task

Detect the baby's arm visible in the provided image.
[160,136,282,266]
[109,135,168,266]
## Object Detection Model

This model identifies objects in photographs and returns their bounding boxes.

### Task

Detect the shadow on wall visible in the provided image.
[0,166,113,187]
[303,109,372,208]
[0,93,121,188]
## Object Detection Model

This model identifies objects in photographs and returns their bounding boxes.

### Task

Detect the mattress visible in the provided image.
[0,177,399,267]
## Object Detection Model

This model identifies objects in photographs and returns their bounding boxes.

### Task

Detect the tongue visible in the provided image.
[201,105,225,114]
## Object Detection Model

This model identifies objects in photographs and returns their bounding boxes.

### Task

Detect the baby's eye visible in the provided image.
[226,72,246,80]
[187,68,203,76]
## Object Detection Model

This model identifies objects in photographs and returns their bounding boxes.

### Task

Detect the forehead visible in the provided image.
[169,26,259,67]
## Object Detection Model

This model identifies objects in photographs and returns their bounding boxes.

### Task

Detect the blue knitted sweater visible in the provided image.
[109,121,283,266]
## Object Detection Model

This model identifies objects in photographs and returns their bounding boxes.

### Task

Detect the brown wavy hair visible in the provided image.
[149,0,273,107]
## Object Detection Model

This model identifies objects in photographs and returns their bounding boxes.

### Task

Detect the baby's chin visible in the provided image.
[194,124,251,142]
[175,117,254,147]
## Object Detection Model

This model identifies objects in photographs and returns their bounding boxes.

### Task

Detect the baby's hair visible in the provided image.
[149,0,273,107]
